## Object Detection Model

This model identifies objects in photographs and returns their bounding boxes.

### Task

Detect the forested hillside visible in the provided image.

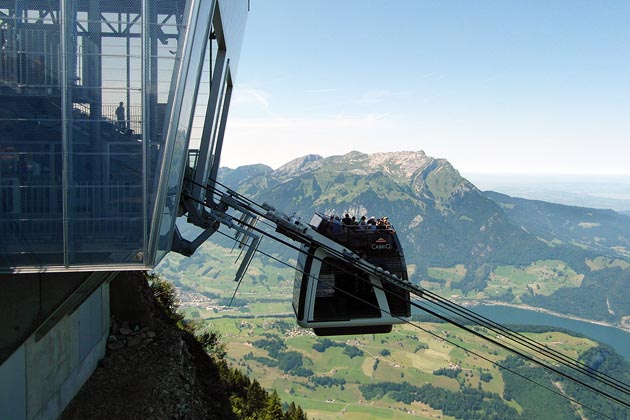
[217,151,630,325]
[484,191,630,257]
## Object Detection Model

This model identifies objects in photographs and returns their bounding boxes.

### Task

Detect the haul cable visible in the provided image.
[183,177,630,409]
[211,226,622,420]
[191,177,630,394]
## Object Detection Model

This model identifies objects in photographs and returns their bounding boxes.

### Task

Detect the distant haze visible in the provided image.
[464,173,630,211]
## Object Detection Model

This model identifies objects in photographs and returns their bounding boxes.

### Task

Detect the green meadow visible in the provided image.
[203,315,597,420]
[155,243,611,419]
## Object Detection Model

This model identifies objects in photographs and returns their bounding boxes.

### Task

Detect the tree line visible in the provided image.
[359,381,519,420]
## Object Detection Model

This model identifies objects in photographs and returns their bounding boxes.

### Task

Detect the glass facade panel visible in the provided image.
[151,0,216,264]
[66,3,146,266]
[0,1,65,267]
[217,0,249,78]
[0,0,248,272]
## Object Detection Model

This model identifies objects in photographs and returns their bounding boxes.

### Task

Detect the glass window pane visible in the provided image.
[0,2,64,268]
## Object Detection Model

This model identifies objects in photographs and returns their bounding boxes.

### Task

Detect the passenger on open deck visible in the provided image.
[331,215,342,233]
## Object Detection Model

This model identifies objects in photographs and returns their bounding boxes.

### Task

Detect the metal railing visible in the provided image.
[0,27,61,90]
[0,181,141,216]
[0,180,143,243]
[101,104,142,135]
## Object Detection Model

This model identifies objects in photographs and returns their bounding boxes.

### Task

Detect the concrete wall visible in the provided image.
[0,281,110,420]
[0,273,88,363]
[0,345,26,420]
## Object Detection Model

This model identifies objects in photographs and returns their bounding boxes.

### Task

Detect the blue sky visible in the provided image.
[221,1,630,175]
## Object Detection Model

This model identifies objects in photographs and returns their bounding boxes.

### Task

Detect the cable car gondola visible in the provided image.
[293,213,411,336]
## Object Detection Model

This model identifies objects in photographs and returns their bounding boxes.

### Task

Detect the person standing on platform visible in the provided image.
[115,102,126,132]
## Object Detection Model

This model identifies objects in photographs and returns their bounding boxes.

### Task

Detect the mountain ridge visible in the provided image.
[218,150,630,325]
[483,190,630,257]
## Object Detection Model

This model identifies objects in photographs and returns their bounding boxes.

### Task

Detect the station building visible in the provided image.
[0,1,249,418]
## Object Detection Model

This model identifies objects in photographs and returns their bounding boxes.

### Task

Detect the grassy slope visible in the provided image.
[155,245,611,420]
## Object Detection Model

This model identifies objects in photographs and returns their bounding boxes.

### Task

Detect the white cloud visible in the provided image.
[228,113,393,130]
[232,88,270,109]
[222,113,401,169]
[304,88,341,94]
[358,90,411,104]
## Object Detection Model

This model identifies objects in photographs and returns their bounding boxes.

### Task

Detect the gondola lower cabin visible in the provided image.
[293,213,411,336]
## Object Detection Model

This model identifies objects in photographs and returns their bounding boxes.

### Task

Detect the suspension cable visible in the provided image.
[183,177,630,410]
[212,227,622,420]
[194,178,630,390]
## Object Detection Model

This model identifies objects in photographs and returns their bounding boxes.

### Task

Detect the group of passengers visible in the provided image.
[327,213,393,231]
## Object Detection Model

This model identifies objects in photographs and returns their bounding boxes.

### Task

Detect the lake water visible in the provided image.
[470,305,630,360]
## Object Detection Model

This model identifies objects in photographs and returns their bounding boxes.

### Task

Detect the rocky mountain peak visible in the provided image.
[367,150,432,178]
[274,154,323,178]
[275,150,441,180]
[328,150,432,171]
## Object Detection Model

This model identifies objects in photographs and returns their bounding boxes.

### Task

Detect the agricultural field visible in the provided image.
[585,256,630,271]
[484,260,583,302]
[153,242,621,419]
[422,260,585,304]
[199,316,598,420]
